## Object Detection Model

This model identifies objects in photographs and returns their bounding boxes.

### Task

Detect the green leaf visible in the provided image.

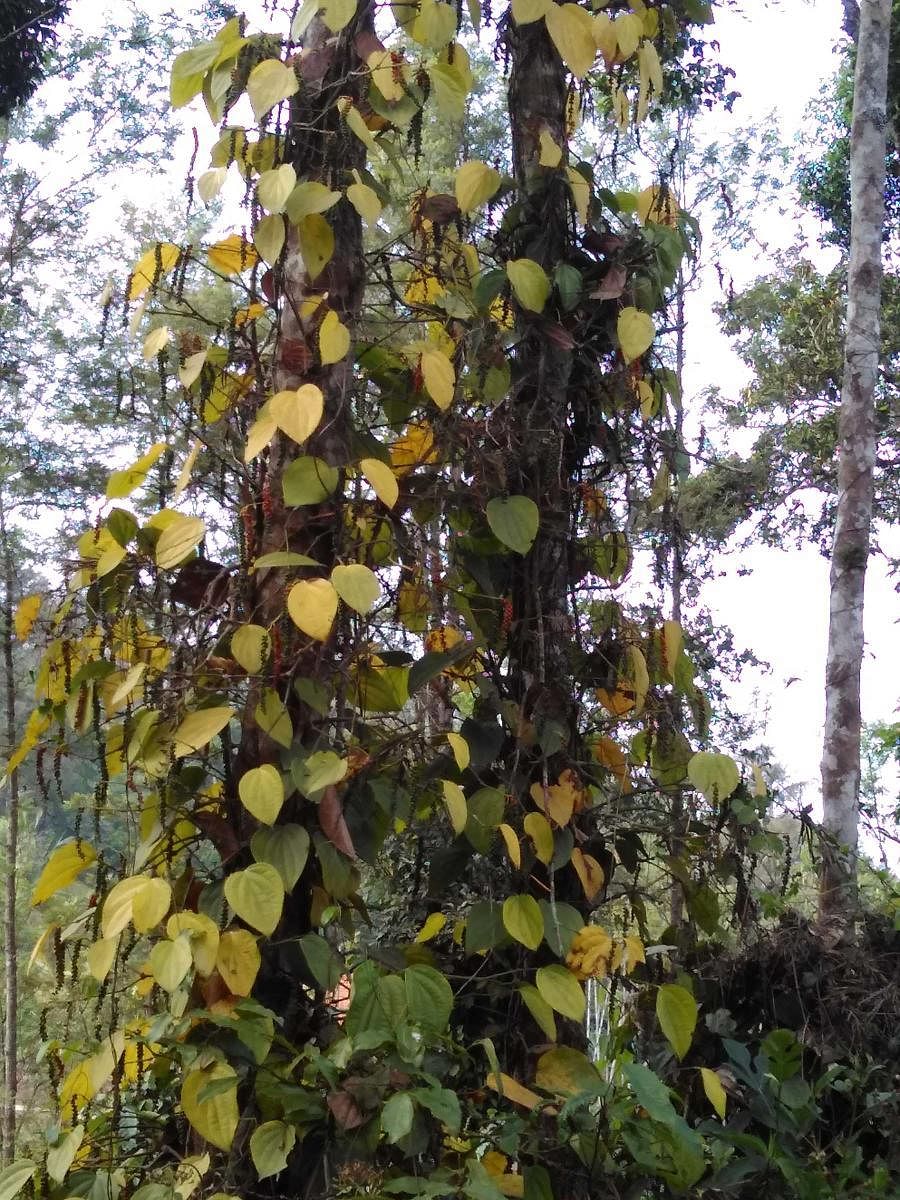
[687,751,741,803]
[502,895,544,949]
[254,688,293,748]
[464,787,505,853]
[656,983,697,1060]
[298,931,345,990]
[251,824,310,891]
[535,964,585,1021]
[382,1093,415,1143]
[0,1162,36,1200]
[519,983,557,1040]
[250,1120,296,1180]
[181,1062,238,1151]
[465,900,506,954]
[224,863,285,935]
[486,496,539,555]
[538,900,582,958]
[282,456,339,505]
[409,1085,461,1132]
[405,963,453,1033]
[292,749,347,797]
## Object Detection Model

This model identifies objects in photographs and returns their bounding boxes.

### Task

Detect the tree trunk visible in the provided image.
[819,0,890,923]
[0,492,18,1163]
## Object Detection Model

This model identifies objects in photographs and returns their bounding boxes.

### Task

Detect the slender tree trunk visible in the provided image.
[819,0,890,922]
[669,272,687,930]
[0,492,18,1163]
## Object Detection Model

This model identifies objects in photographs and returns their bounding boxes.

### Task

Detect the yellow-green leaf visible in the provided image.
[142,326,170,360]
[503,894,544,950]
[519,983,557,1040]
[254,688,293,749]
[0,1161,37,1200]
[498,822,521,868]
[207,233,259,275]
[217,928,261,995]
[132,877,172,933]
[155,514,206,569]
[31,840,96,905]
[506,258,550,313]
[239,765,285,825]
[322,0,357,31]
[197,167,226,203]
[128,243,180,301]
[285,181,341,223]
[656,983,697,1060]
[442,780,467,834]
[102,875,149,938]
[250,1120,296,1181]
[420,346,455,410]
[511,0,551,22]
[617,306,655,363]
[523,811,553,864]
[270,384,324,444]
[296,212,334,280]
[149,936,192,992]
[687,751,740,803]
[360,458,399,508]
[347,180,381,225]
[699,1067,727,1119]
[106,443,168,500]
[545,3,596,78]
[331,564,380,614]
[46,1126,84,1184]
[247,58,299,122]
[224,863,284,936]
[254,213,286,265]
[287,578,338,640]
[86,938,118,984]
[172,706,233,758]
[535,964,585,1021]
[257,164,297,213]
[415,912,447,943]
[231,624,270,674]
[167,912,220,977]
[181,1062,239,1151]
[319,310,351,364]
[455,160,501,213]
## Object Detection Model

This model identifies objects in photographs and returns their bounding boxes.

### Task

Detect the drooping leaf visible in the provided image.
[239,765,285,825]
[31,839,96,905]
[545,3,596,77]
[656,983,698,1060]
[247,58,299,121]
[250,1121,296,1180]
[224,863,285,935]
[617,307,655,363]
[287,579,339,640]
[506,258,551,312]
[172,707,233,757]
[535,965,585,1021]
[687,751,740,803]
[486,496,539,555]
[231,624,270,674]
[455,160,501,212]
[502,895,544,949]
[699,1067,726,1118]
[251,824,310,891]
[155,514,205,569]
[217,929,261,995]
[331,564,381,614]
[181,1062,239,1151]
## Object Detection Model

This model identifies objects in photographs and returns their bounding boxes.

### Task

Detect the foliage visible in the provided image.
[0,1,69,120]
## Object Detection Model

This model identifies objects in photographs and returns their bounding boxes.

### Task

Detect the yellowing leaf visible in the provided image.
[412,0,458,47]
[535,964,585,1021]
[297,212,334,280]
[656,983,697,1060]
[331,563,380,614]
[102,875,149,938]
[420,346,455,410]
[106,443,168,500]
[224,863,284,936]
[319,310,351,365]
[239,764,284,825]
[132,877,172,933]
[506,258,550,313]
[287,578,338,641]
[415,912,447,943]
[455,160,501,213]
[442,779,467,834]
[614,11,642,58]
[617,307,655,363]
[571,848,604,901]
[498,823,522,868]
[636,183,678,226]
[128,243,180,301]
[149,936,192,991]
[687,751,740,803]
[367,49,404,102]
[523,811,553,864]
[254,689,293,749]
[487,1071,541,1109]
[155,513,206,569]
[244,413,278,462]
[270,384,325,444]
[567,165,589,224]
[85,938,118,984]
[502,894,543,949]
[545,4,597,78]
[391,423,438,476]
[167,912,220,977]
[13,594,41,640]
[519,983,557,1040]
[347,180,382,225]
[538,129,562,167]
[26,923,58,977]
[257,164,297,213]
[700,1067,727,1119]
[322,0,357,31]
[207,233,259,275]
[231,624,270,674]
[247,58,299,122]
[197,167,226,203]
[142,326,170,360]
[217,928,261,995]
[31,840,96,905]
[285,181,341,223]
[339,99,380,153]
[360,458,399,508]
[447,731,469,770]
[173,438,202,498]
[181,1062,238,1151]
[511,0,551,22]
[254,213,286,265]
[172,706,234,758]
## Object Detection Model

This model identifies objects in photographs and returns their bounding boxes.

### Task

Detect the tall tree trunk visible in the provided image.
[819,0,890,923]
[0,491,18,1163]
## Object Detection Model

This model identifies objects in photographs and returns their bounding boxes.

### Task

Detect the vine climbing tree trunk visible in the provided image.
[0,490,18,1164]
[819,0,890,923]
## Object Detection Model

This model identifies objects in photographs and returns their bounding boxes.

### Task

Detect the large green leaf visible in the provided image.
[656,983,697,1060]
[250,1120,296,1180]
[405,963,453,1033]
[486,496,539,555]
[502,894,544,949]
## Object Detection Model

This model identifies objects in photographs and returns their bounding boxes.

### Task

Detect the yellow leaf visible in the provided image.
[319,310,351,365]
[339,99,380,153]
[617,306,655,363]
[447,731,469,770]
[257,163,297,213]
[571,848,604,901]
[106,443,168,500]
[412,0,458,47]
[538,129,562,167]
[173,438,202,499]
[254,214,286,266]
[27,922,58,976]
[700,1067,727,1119]
[167,912,220,977]
[638,41,663,98]
[231,624,270,674]
[660,618,683,680]
[13,594,41,640]
[390,423,438,476]
[247,58,299,122]
[636,183,678,226]
[102,876,150,938]
[172,707,234,758]
[455,160,501,213]
[129,243,180,301]
[367,50,404,102]
[287,578,339,641]
[207,233,259,275]
[523,811,553,864]
[322,0,357,31]
[751,762,768,798]
[331,563,380,614]
[347,179,382,225]
[498,823,521,868]
[224,863,284,936]
[197,168,227,203]
[567,166,589,224]
[181,1062,239,1151]
[217,928,261,995]
[593,13,616,61]
[506,258,550,313]
[420,346,455,410]
[270,384,325,444]
[155,513,206,569]
[360,458,399,508]
[415,912,447,943]
[442,779,467,834]
[511,0,551,23]
[614,11,642,58]
[31,840,96,905]
[244,413,278,462]
[86,938,119,984]
[142,326,170,360]
[148,936,192,991]
[297,212,335,279]
[487,1071,541,1110]
[545,4,597,78]
[238,764,284,825]
[132,877,172,933]
[285,180,342,222]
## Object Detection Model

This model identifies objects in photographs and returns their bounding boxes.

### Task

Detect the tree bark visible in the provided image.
[819,0,890,923]
[0,491,18,1163]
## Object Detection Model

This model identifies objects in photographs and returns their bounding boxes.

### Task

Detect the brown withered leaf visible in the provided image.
[590,265,626,300]
[320,784,357,859]
[328,1090,366,1130]
[419,193,460,224]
